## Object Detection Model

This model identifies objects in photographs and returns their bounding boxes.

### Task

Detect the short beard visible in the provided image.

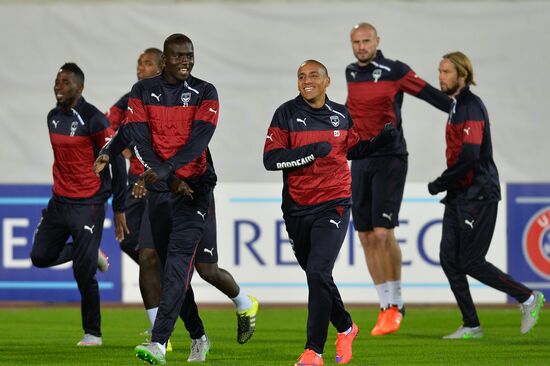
[356,53,374,65]
[442,83,460,96]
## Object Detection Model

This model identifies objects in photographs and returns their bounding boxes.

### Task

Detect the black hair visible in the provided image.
[299,59,329,77]
[144,47,162,57]
[60,62,85,85]
[163,33,193,53]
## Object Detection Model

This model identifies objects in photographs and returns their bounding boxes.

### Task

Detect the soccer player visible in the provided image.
[106,47,164,335]
[96,33,232,365]
[30,63,126,346]
[263,59,396,366]
[430,51,544,339]
[345,22,451,335]
[100,46,258,359]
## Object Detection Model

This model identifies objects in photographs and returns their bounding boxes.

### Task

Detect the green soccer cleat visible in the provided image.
[521,290,545,334]
[237,295,259,344]
[135,342,166,365]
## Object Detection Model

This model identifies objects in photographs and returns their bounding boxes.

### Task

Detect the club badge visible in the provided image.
[330,115,340,127]
[181,92,191,107]
[373,68,382,83]
[70,121,78,136]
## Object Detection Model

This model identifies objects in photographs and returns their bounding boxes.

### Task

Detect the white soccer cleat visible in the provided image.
[443,326,483,339]
[521,290,545,334]
[77,333,102,346]
[187,336,210,362]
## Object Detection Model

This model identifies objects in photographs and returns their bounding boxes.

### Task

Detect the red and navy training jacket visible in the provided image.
[47,97,126,211]
[431,87,501,203]
[106,92,129,131]
[106,92,144,182]
[346,50,451,157]
[106,74,218,191]
[263,96,382,216]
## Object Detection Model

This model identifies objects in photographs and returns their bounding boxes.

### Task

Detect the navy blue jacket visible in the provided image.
[430,87,501,203]
[103,74,218,192]
[346,50,451,157]
[263,96,385,216]
[47,97,126,211]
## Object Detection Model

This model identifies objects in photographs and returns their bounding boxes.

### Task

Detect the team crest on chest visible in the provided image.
[181,92,191,107]
[372,68,382,83]
[330,115,340,127]
[70,121,78,136]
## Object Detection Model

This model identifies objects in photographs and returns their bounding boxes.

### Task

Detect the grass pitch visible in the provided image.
[0,305,548,365]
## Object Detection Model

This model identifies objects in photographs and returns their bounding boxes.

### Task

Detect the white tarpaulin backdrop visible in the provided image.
[0,1,549,184]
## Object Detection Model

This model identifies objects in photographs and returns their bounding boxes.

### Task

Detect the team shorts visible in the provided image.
[122,187,155,251]
[351,155,408,231]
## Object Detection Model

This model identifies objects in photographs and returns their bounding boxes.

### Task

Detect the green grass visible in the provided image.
[0,305,548,365]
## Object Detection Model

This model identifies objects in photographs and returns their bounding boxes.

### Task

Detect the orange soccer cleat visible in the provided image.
[335,322,359,364]
[294,349,324,366]
[377,305,403,335]
[370,308,386,336]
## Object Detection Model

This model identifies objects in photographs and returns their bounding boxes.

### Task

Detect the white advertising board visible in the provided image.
[122,182,507,304]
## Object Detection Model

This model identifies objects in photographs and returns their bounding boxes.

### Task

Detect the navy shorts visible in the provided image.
[122,186,155,251]
[351,155,407,231]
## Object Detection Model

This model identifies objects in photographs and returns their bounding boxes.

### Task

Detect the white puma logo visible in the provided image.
[51,120,59,128]
[127,106,134,114]
[382,212,393,221]
[329,219,341,228]
[296,118,307,126]
[208,107,217,114]
[464,219,475,229]
[197,211,206,221]
[151,92,161,102]
[83,225,95,234]
[266,133,273,141]
[203,247,214,256]
[350,71,357,79]
[463,127,471,135]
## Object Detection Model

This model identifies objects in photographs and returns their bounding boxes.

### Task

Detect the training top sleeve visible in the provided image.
[105,93,129,131]
[121,82,164,169]
[263,106,328,170]
[396,62,451,113]
[87,113,127,211]
[346,115,394,160]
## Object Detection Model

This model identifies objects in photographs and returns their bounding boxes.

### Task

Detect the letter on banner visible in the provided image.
[234,220,265,265]
[3,218,32,268]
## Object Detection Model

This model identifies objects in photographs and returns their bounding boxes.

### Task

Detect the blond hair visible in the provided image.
[443,51,476,86]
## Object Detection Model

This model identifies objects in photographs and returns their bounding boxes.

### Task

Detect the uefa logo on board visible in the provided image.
[522,207,550,280]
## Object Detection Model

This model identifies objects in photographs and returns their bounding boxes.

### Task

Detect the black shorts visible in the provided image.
[121,187,155,251]
[351,155,407,231]
[195,195,218,264]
